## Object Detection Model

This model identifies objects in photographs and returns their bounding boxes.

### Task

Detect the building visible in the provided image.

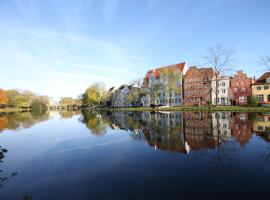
[141,62,186,107]
[184,67,214,106]
[252,72,270,106]
[112,85,133,107]
[211,76,231,105]
[252,113,270,142]
[229,71,252,106]
[212,112,232,141]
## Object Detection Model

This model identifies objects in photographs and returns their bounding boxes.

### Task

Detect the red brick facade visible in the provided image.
[184,67,214,106]
[229,71,252,106]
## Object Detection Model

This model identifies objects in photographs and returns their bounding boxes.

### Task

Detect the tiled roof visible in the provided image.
[253,72,270,85]
[143,62,185,87]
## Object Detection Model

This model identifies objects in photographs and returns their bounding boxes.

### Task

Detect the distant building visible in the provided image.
[141,62,186,107]
[229,71,252,106]
[184,67,214,106]
[252,72,270,106]
[212,76,231,105]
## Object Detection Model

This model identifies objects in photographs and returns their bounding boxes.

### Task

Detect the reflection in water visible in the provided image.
[0,146,18,188]
[59,110,81,119]
[0,111,50,132]
[81,111,270,153]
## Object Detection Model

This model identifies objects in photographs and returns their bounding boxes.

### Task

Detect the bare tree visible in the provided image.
[204,45,233,106]
[260,56,270,71]
[130,78,143,88]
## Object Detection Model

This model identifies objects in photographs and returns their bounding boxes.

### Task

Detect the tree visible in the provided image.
[59,97,74,106]
[260,56,270,71]
[204,45,233,106]
[248,95,258,107]
[0,89,8,108]
[83,83,108,107]
[11,95,29,108]
[5,90,20,107]
[163,68,182,106]
[127,87,141,106]
[31,100,47,114]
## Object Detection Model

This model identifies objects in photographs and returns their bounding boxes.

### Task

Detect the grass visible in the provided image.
[90,106,270,112]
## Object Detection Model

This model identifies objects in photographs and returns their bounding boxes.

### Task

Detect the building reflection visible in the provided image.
[252,113,270,142]
[80,111,270,154]
[230,112,253,146]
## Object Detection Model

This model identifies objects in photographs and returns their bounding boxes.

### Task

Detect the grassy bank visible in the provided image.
[90,106,270,112]
[0,108,31,113]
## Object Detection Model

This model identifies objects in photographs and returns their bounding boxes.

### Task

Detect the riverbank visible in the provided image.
[0,108,31,113]
[90,106,270,112]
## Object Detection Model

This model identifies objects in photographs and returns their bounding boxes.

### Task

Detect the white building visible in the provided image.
[212,112,232,142]
[141,62,186,107]
[112,85,132,107]
[212,76,231,105]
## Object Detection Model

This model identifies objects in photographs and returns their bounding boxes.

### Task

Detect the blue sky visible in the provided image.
[0,0,270,99]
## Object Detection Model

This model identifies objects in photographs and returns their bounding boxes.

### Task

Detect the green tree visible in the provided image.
[31,100,47,114]
[12,96,29,108]
[248,95,258,107]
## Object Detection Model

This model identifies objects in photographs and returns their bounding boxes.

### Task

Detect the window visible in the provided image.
[264,86,269,90]
[234,88,238,93]
[222,89,226,94]
[268,95,270,102]
[266,78,270,83]
[222,82,225,86]
[242,87,246,92]
[239,96,246,102]
[257,94,264,102]
[257,86,262,90]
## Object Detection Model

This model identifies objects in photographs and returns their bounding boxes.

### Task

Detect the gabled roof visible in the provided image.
[143,62,185,87]
[253,72,270,85]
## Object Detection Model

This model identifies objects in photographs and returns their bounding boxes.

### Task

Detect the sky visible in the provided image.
[0,0,270,100]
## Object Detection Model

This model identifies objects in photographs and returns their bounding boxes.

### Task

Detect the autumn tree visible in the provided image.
[204,45,233,106]
[83,83,108,107]
[12,96,29,108]
[163,68,182,106]
[127,87,141,106]
[59,97,74,106]
[0,89,8,108]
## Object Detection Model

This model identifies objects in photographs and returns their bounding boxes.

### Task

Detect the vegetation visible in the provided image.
[248,95,258,107]
[83,83,108,107]
[12,95,29,108]
[59,97,74,106]
[0,89,8,108]
[31,100,47,115]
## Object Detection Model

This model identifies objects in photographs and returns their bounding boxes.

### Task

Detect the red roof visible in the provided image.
[253,72,270,85]
[143,62,185,87]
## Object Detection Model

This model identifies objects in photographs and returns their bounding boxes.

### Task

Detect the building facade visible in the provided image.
[229,71,252,106]
[112,85,132,107]
[184,67,214,106]
[252,72,270,106]
[141,62,186,107]
[211,76,231,105]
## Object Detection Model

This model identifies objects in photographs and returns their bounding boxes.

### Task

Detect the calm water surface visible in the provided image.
[0,110,270,199]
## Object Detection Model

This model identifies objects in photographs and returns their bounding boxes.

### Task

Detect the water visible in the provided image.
[0,110,270,199]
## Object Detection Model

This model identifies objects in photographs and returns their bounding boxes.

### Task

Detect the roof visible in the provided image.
[184,66,215,78]
[253,72,270,85]
[143,62,185,87]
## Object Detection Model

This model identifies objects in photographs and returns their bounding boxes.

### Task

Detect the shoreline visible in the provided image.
[88,106,270,112]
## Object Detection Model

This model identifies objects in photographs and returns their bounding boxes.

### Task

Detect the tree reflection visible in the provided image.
[0,146,18,187]
[80,110,107,136]
[59,110,81,119]
[0,111,49,132]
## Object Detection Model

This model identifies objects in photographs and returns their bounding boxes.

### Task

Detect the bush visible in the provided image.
[31,100,47,114]
[248,96,258,107]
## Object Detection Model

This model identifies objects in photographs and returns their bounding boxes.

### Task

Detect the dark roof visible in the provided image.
[253,72,270,85]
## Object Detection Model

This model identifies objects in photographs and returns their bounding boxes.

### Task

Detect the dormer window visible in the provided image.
[266,77,270,83]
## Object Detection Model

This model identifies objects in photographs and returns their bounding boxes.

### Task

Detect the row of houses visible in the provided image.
[110,62,270,107]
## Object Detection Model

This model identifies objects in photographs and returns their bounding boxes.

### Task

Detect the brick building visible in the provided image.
[184,67,214,106]
[229,71,252,106]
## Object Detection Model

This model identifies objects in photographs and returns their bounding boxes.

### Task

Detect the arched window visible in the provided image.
[268,94,270,102]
